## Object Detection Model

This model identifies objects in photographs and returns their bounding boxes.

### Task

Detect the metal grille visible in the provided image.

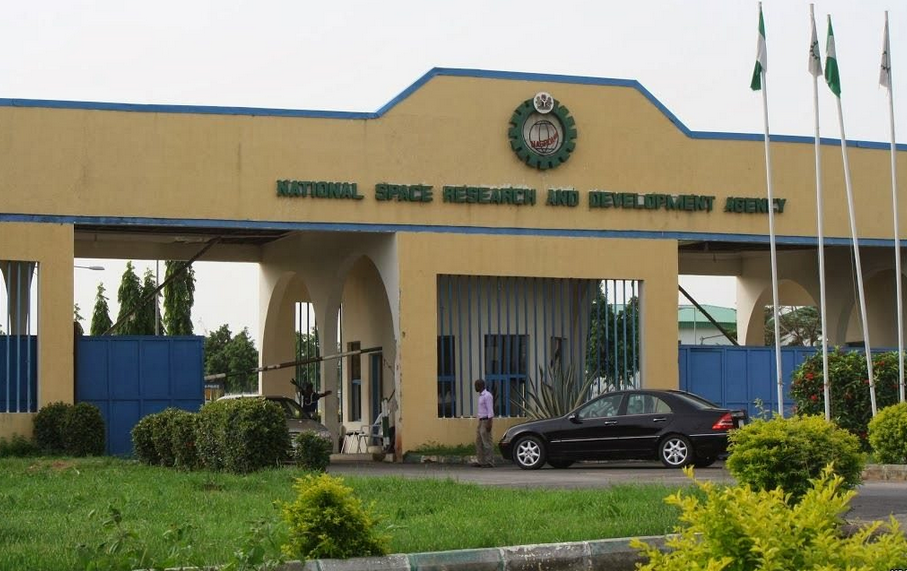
[294,302,320,392]
[1,261,39,413]
[437,275,640,418]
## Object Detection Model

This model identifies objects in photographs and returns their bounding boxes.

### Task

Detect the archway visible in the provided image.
[743,279,819,346]
[843,269,907,348]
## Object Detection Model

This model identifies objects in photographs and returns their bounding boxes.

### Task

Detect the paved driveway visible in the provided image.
[328,460,907,525]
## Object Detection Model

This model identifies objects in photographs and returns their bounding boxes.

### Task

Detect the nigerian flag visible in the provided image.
[825,16,841,97]
[751,4,767,90]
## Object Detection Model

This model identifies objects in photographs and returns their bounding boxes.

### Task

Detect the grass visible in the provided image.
[0,456,689,570]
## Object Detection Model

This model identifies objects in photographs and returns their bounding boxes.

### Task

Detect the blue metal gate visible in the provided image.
[76,336,204,455]
[678,345,818,418]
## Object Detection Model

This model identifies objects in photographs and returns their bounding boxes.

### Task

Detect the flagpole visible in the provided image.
[810,4,831,420]
[828,17,877,416]
[882,11,905,404]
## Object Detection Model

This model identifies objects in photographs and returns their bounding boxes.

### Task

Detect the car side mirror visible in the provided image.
[568,414,581,424]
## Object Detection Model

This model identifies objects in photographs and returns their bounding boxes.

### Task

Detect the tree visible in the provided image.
[90,283,113,335]
[584,287,640,389]
[295,330,321,391]
[73,303,85,336]
[764,305,821,346]
[204,324,259,394]
[163,260,195,335]
[115,261,143,335]
[135,268,159,335]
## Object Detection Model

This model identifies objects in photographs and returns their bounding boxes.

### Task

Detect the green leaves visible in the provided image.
[163,260,195,336]
[518,364,597,420]
[868,402,907,464]
[90,283,113,336]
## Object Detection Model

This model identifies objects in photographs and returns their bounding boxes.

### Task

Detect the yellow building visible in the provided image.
[1,68,905,453]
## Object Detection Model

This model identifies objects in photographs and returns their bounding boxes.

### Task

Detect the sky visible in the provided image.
[3,0,904,339]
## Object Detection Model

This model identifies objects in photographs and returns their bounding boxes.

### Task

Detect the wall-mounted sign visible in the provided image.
[277,180,363,200]
[508,93,577,171]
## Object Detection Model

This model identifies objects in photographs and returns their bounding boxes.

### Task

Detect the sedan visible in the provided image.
[499,389,746,470]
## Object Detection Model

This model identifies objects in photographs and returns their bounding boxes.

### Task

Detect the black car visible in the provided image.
[499,389,746,470]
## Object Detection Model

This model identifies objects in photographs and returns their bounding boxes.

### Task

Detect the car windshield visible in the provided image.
[269,398,305,419]
[670,392,721,409]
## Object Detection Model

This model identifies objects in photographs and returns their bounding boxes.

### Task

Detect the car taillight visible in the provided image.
[712,413,734,431]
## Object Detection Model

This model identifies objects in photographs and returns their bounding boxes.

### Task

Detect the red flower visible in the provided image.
[810,394,818,402]
[805,372,814,380]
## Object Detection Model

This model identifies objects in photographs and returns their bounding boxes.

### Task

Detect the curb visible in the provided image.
[862,464,907,482]
[283,536,666,571]
[402,454,511,466]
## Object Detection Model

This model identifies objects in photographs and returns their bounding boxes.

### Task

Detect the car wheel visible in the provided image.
[513,435,546,470]
[693,457,716,468]
[547,459,574,469]
[659,434,692,468]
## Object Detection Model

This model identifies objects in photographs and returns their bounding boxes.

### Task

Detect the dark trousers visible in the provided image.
[475,418,494,466]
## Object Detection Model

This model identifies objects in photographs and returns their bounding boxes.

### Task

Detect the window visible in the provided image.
[484,334,528,417]
[625,394,672,415]
[348,341,361,422]
[437,336,456,417]
[577,393,623,420]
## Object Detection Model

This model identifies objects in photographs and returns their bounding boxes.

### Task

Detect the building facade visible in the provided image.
[1,69,905,453]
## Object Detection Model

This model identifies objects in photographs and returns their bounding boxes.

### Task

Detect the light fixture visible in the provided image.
[74,265,105,271]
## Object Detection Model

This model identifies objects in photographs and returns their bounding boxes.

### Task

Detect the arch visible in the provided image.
[842,268,907,348]
[743,279,819,346]
[260,270,316,397]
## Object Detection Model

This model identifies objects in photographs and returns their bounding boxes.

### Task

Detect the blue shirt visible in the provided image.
[477,389,494,419]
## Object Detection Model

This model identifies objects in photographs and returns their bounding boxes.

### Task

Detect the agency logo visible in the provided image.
[508,92,577,170]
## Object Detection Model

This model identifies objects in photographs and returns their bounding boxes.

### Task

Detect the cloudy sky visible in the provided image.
[3,0,904,338]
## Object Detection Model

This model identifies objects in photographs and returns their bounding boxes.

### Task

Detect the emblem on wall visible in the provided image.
[508,92,577,170]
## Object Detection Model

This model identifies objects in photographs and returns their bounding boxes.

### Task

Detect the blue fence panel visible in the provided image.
[76,336,204,455]
[0,335,38,413]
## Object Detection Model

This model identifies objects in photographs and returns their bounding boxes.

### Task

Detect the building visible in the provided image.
[1,68,905,454]
[678,305,737,345]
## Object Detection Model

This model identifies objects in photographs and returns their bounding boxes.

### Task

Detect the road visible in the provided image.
[328,460,907,526]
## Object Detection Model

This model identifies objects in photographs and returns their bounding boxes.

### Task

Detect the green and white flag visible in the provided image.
[809,11,822,77]
[825,16,841,97]
[751,4,767,90]
[880,16,891,89]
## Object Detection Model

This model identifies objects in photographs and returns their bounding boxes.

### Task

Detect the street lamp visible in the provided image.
[74,265,105,271]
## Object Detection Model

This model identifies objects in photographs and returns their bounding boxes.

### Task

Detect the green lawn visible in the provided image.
[0,457,687,570]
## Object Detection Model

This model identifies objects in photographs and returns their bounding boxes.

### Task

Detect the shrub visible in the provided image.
[280,473,388,560]
[632,466,907,570]
[170,410,200,470]
[868,402,907,464]
[131,414,159,465]
[791,349,900,447]
[0,433,39,457]
[726,415,864,501]
[33,401,71,453]
[61,402,106,456]
[197,397,289,473]
[150,408,187,467]
[293,431,332,472]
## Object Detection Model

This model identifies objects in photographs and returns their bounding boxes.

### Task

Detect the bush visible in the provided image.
[33,401,71,453]
[868,402,907,464]
[726,415,864,501]
[131,414,159,465]
[170,410,199,470]
[150,408,186,467]
[791,349,900,447]
[632,466,907,570]
[280,473,388,560]
[61,402,106,457]
[293,431,332,471]
[0,433,39,457]
[196,397,289,473]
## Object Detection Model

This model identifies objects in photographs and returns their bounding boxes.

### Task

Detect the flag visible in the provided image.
[880,15,891,89]
[809,11,822,77]
[825,16,841,96]
[751,4,768,90]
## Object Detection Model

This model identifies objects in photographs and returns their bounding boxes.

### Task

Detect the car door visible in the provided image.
[547,392,626,459]
[617,393,675,456]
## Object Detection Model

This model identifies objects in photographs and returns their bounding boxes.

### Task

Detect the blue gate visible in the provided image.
[678,345,818,418]
[76,336,204,455]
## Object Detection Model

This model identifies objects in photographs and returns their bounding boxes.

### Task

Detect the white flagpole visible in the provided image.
[809,4,831,420]
[755,4,784,417]
[828,15,877,416]
[882,12,905,404]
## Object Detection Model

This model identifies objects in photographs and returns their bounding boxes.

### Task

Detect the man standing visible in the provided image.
[299,381,332,420]
[473,379,494,468]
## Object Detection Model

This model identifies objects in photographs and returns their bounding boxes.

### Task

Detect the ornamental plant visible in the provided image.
[726,414,864,502]
[790,349,900,447]
[292,431,332,472]
[632,466,907,571]
[868,402,907,464]
[280,473,388,561]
